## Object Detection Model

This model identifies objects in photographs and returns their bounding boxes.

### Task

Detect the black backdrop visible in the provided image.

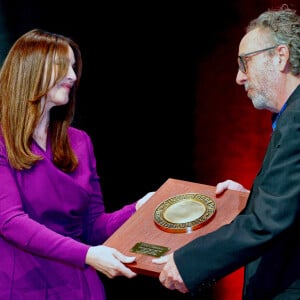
[0,0,238,207]
[0,1,242,299]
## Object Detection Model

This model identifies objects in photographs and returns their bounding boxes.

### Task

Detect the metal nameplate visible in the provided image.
[130,242,170,257]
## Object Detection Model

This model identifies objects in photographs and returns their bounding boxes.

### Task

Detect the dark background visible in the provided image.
[1,1,299,299]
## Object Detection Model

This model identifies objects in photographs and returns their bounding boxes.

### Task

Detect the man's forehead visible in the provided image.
[239,28,265,53]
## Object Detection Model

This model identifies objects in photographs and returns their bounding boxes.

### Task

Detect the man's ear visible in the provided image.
[276,44,290,72]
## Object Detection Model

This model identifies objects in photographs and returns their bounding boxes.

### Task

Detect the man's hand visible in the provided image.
[152,253,189,294]
[215,179,250,195]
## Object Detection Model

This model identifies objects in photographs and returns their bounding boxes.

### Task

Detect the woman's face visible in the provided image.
[44,46,77,110]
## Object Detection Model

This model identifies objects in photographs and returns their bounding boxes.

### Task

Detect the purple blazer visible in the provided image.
[0,127,136,299]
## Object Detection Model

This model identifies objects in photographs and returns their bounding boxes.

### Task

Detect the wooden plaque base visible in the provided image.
[104,178,248,277]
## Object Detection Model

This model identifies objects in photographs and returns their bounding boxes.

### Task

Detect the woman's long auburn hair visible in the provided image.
[0,29,82,172]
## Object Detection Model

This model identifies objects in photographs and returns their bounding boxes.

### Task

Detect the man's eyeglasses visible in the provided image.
[238,46,277,74]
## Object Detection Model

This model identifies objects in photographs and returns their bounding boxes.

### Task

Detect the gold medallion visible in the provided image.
[154,193,216,233]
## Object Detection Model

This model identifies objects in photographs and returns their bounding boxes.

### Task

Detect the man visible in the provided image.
[153,5,300,300]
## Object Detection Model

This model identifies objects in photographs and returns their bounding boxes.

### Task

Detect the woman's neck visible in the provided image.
[33,115,49,150]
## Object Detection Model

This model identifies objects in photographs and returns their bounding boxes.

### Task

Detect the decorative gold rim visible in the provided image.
[153,193,216,233]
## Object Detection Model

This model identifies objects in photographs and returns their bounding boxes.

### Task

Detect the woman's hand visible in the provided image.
[86,245,137,278]
[135,191,156,210]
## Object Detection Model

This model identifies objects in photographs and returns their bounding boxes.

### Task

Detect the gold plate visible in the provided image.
[154,193,216,233]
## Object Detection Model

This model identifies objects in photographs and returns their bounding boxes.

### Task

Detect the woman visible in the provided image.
[0,28,151,299]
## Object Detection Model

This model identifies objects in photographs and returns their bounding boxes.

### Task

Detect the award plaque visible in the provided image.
[104,178,248,277]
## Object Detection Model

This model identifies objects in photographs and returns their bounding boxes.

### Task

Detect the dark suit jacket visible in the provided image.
[174,84,300,300]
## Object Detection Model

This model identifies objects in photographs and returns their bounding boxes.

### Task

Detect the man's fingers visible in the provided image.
[152,255,168,264]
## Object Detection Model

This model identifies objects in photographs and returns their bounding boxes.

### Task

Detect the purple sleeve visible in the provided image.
[90,202,136,244]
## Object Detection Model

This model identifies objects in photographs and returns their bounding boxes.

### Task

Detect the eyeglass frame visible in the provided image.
[238,46,277,74]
